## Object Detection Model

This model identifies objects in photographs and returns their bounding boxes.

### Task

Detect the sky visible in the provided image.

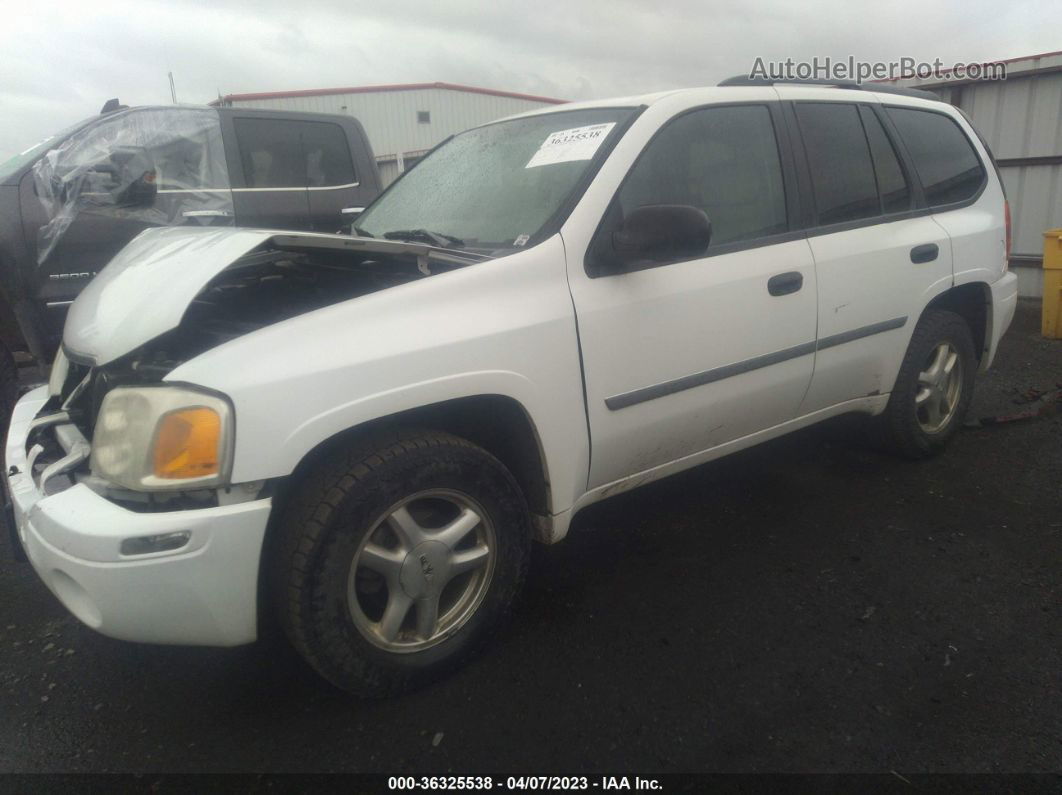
[2,0,1058,158]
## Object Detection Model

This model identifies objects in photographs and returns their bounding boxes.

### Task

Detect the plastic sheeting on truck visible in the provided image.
[32,107,233,265]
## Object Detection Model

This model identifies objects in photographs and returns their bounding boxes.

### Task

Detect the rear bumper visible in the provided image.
[983,271,1019,371]
[5,387,271,646]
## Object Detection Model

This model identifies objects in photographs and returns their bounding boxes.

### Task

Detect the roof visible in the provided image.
[213,81,567,107]
[501,83,948,125]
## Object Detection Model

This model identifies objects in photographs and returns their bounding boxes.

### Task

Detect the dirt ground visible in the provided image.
[1,300,1059,774]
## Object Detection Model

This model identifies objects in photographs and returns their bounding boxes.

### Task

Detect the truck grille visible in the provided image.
[23,412,91,497]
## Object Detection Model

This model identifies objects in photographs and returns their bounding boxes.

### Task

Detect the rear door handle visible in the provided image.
[767,271,804,296]
[910,243,939,263]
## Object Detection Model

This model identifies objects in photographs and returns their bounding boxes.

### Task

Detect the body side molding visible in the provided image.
[605,316,908,410]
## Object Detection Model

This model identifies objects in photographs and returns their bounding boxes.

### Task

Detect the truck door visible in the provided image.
[566,102,818,490]
[226,116,312,230]
[789,101,953,414]
[28,108,234,341]
[304,117,380,233]
[225,114,380,234]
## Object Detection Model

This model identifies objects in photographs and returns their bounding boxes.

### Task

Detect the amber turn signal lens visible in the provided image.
[152,407,222,480]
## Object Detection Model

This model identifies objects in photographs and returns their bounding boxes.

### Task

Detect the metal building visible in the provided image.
[882,50,1062,297]
[214,82,565,187]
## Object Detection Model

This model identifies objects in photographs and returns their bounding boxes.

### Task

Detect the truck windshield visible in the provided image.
[356,107,635,251]
[0,117,94,184]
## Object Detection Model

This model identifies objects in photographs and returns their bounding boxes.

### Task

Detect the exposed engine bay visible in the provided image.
[30,236,485,509]
[57,239,482,430]
[121,245,458,378]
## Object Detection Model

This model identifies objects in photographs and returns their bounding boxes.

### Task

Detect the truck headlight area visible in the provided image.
[90,386,234,491]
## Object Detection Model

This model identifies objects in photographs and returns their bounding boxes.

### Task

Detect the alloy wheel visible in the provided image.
[347,489,496,653]
[915,341,963,433]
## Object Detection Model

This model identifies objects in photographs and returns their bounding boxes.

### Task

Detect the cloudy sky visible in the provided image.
[2,0,1057,157]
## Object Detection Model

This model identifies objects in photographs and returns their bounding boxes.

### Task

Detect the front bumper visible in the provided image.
[5,387,271,646]
[983,270,1019,371]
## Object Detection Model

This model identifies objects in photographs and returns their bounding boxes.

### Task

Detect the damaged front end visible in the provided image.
[24,226,487,512]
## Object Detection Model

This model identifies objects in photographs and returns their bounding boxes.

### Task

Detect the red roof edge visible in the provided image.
[211,81,567,106]
[870,48,1062,82]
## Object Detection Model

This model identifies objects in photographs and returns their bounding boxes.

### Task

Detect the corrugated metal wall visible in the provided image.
[898,53,1062,298]
[223,87,558,187]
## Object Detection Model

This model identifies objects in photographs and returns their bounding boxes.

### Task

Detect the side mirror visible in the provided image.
[611,204,711,269]
[105,146,157,207]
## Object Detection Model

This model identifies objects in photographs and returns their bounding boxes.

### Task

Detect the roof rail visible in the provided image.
[717,75,941,102]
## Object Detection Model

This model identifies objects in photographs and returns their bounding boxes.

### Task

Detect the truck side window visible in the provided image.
[151,118,229,192]
[616,105,787,248]
[234,118,356,189]
[795,102,879,226]
[886,107,986,207]
[302,121,356,187]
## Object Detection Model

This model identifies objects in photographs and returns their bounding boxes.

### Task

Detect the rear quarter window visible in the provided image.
[886,107,986,207]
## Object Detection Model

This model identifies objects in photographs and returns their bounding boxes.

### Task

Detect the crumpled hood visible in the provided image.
[64,227,273,365]
[63,226,470,366]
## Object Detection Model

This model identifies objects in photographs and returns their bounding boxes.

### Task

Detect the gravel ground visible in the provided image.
[0,300,1059,774]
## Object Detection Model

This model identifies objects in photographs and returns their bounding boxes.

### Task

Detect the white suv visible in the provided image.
[3,82,1018,695]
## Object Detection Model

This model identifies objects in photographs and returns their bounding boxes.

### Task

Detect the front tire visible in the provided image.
[272,429,531,696]
[876,309,976,459]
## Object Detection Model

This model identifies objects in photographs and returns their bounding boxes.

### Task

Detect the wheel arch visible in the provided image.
[267,393,554,538]
[922,281,990,364]
[255,393,554,640]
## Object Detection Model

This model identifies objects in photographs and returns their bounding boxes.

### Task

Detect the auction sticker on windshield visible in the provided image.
[525,122,616,168]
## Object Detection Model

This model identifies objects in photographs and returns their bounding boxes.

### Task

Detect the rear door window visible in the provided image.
[301,121,356,187]
[234,118,355,188]
[885,107,985,206]
[795,103,879,226]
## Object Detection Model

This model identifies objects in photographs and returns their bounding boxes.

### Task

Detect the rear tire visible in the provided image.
[876,309,976,459]
[271,429,531,697]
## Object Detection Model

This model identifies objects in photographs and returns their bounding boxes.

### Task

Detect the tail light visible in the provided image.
[1004,200,1012,273]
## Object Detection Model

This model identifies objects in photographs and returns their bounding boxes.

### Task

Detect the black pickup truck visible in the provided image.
[0,101,380,416]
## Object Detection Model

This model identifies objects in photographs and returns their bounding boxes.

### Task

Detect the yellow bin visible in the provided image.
[1044,228,1062,339]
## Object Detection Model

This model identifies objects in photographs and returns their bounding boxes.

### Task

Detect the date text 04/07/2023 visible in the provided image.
[387,776,663,791]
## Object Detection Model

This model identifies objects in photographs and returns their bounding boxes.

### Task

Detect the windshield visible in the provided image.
[0,116,94,184]
[357,107,635,250]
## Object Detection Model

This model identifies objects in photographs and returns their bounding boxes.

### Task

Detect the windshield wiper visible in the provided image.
[352,226,374,238]
[382,229,465,248]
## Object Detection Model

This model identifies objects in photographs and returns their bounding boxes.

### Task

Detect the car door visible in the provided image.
[566,102,819,490]
[789,100,953,414]
[226,116,312,230]
[302,117,380,233]
[28,108,234,339]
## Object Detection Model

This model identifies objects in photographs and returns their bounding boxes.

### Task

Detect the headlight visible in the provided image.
[90,386,234,491]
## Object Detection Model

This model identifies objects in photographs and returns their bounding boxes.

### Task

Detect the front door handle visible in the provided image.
[767,271,804,296]
[910,243,939,263]
[182,209,233,218]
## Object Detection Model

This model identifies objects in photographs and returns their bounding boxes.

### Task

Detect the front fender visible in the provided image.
[235,369,544,483]
[166,236,591,516]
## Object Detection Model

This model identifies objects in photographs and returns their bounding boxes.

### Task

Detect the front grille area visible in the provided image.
[28,355,229,512]
[23,416,90,497]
